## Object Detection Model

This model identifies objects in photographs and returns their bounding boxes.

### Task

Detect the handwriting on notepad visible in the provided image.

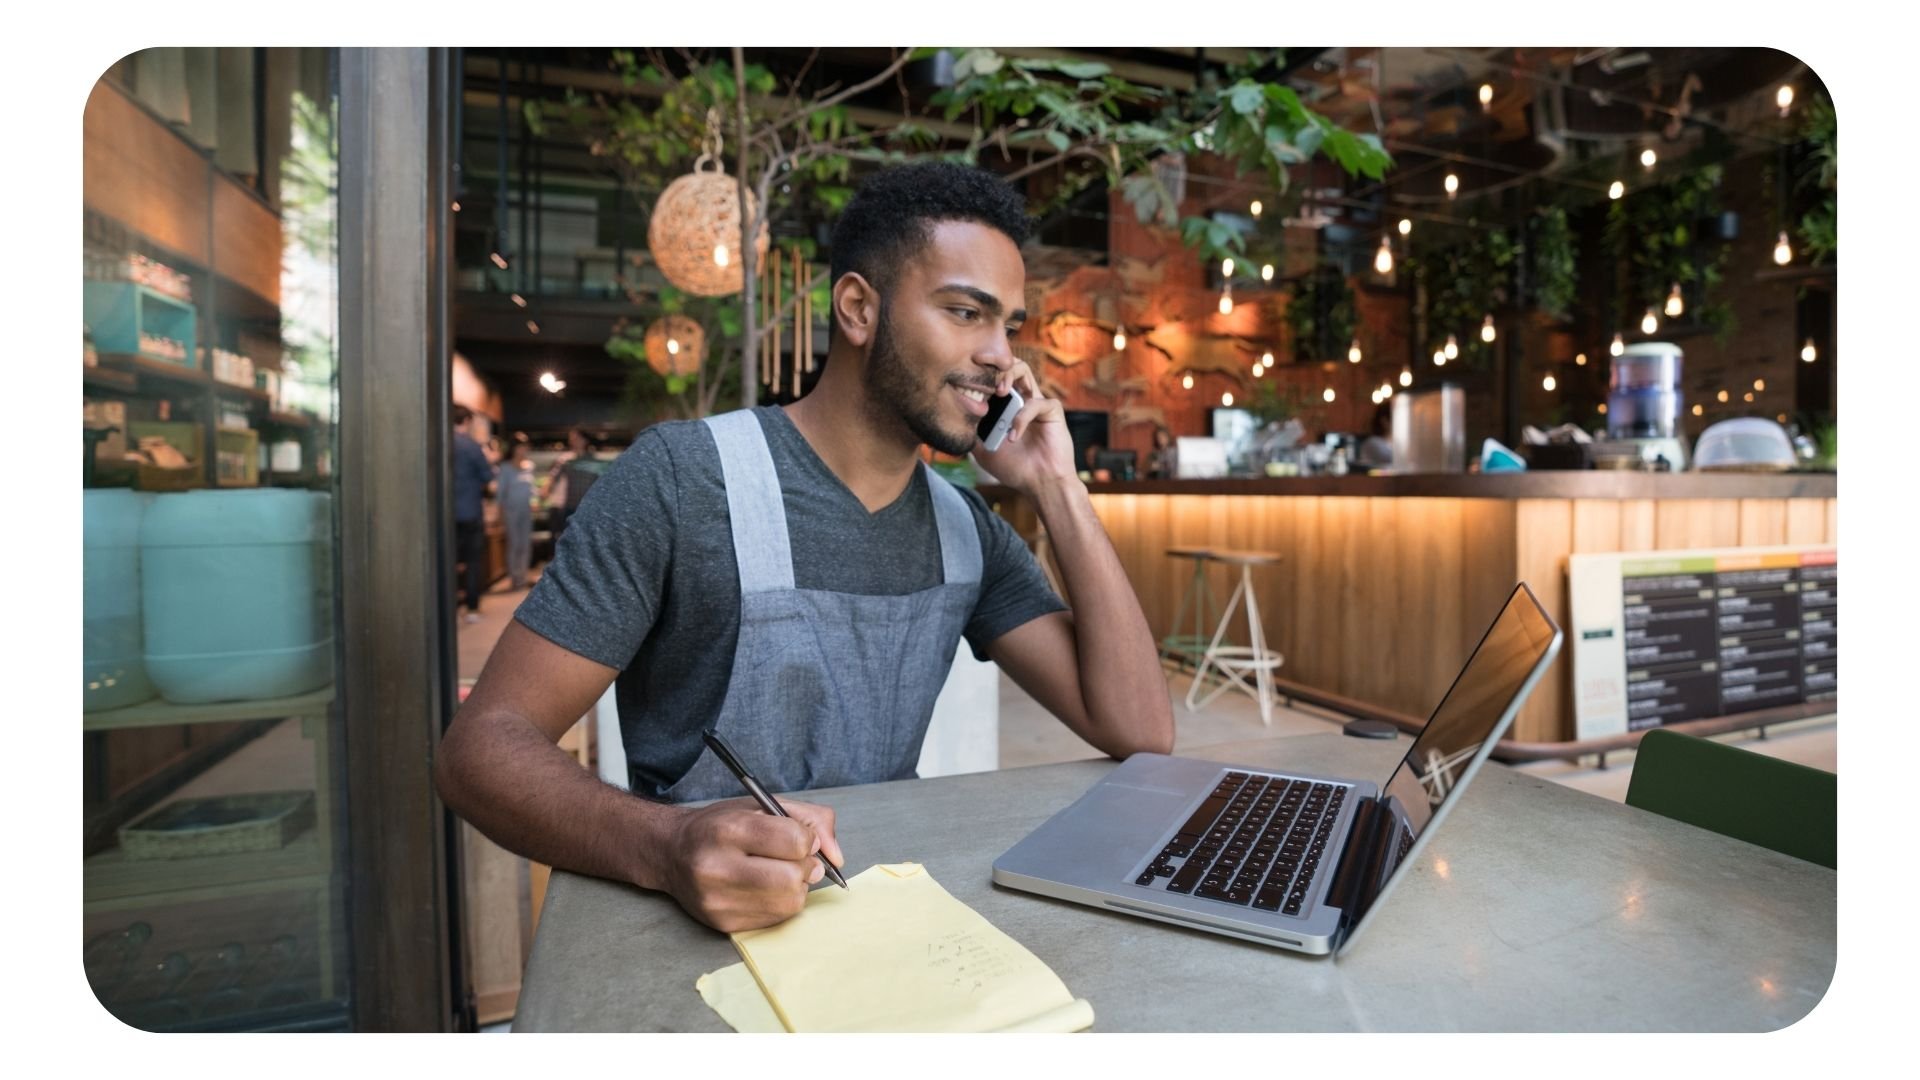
[926,930,1016,994]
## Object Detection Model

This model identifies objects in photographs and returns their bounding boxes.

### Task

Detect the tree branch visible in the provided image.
[766,48,915,135]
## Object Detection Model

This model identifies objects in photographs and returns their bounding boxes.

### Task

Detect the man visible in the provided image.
[450,405,496,624]
[543,427,596,543]
[436,162,1174,933]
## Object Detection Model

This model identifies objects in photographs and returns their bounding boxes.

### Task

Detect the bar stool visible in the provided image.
[1185,548,1287,726]
[1159,546,1219,672]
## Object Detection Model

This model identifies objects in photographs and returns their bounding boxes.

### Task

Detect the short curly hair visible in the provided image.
[827,161,1031,298]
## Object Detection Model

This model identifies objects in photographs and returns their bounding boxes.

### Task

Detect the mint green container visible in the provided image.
[84,489,158,711]
[139,491,334,704]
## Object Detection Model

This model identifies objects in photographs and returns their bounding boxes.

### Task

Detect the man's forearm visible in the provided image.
[436,710,679,892]
[1030,478,1175,755]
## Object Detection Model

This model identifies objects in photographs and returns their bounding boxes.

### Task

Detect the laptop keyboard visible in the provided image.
[1132,771,1348,918]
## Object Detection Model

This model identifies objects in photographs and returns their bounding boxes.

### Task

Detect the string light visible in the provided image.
[1598,403,1608,415]
[1381,382,1394,399]
[1777,85,1795,117]
[1223,391,1235,406]
[1778,413,1789,423]
[1374,237,1394,275]
[1801,339,1818,363]
[1692,404,1704,416]
[1479,83,1494,109]
[1250,199,1263,218]
[1444,335,1459,360]
[1641,308,1659,335]
[1222,257,1235,278]
[1754,378,1767,391]
[1774,231,1793,266]
[1398,218,1413,236]
[1640,148,1658,169]
[1665,283,1685,318]
[713,243,730,268]
[1608,180,1625,200]
[526,319,540,335]
[1717,389,1730,403]
[1253,362,1264,378]
[1262,351,1274,369]
[510,293,527,308]
[1113,327,1127,351]
[1444,172,1460,198]
[1744,392,1755,402]
[1218,290,1234,315]
[451,201,461,213]
[1261,264,1274,282]
[1371,389,1382,404]
[1323,387,1336,403]
[1575,352,1588,366]
[1182,373,1194,390]
[1433,348,1447,367]
[1399,368,1413,387]
[1481,315,1496,343]
[491,251,509,270]
[1348,339,1363,363]
[1610,333,1626,357]
[1542,374,1557,391]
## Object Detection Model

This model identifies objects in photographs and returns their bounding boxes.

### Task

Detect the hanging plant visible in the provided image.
[1283,265,1355,363]
[1528,205,1579,322]
[1604,163,1734,340]
[1794,91,1837,265]
[1408,227,1514,369]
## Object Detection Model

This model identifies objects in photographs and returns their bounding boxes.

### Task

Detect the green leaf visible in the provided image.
[816,185,855,212]
[716,305,743,338]
[665,375,689,395]
[1263,84,1311,127]
[1043,130,1072,153]
[1230,82,1265,116]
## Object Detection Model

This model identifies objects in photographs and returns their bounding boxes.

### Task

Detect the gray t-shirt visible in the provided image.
[514,406,1065,796]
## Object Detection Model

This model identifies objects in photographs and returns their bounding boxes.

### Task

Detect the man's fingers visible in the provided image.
[782,800,845,868]
[725,811,818,861]
[1009,395,1063,444]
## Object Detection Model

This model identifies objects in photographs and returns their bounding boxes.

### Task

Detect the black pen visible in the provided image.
[701,729,849,889]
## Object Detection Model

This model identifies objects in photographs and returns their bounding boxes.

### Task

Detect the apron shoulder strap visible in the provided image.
[921,463,983,586]
[704,410,796,594]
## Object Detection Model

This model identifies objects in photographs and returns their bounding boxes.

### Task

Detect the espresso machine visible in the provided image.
[1593,342,1690,471]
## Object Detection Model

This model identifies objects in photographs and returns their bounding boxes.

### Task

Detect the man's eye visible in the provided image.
[951,307,979,322]
[1005,325,1022,339]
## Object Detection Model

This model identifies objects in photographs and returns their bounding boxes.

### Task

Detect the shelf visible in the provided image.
[213,379,272,404]
[83,365,139,394]
[84,685,335,733]
[85,826,328,908]
[100,352,210,388]
[264,411,315,430]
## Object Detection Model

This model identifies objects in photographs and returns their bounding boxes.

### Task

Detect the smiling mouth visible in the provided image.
[951,382,994,418]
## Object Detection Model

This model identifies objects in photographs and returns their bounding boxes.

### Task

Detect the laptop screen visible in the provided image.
[1372,585,1561,881]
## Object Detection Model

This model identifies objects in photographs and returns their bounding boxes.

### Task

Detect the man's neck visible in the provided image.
[782,356,923,514]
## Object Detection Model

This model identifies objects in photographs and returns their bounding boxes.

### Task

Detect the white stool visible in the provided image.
[1185,548,1287,726]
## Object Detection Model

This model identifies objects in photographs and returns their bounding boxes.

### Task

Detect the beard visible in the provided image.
[862,300,978,457]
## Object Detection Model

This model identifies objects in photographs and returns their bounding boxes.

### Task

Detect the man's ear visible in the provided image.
[832,273,879,349]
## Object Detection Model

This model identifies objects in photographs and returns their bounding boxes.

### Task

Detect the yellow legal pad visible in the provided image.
[693,862,1094,1032]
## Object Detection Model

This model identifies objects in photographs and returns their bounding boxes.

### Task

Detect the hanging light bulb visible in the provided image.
[1371,389,1382,404]
[1398,217,1413,237]
[1348,339,1363,364]
[1223,391,1235,407]
[1253,362,1265,378]
[1399,368,1413,387]
[1576,352,1588,366]
[1641,308,1659,335]
[1744,392,1755,403]
[713,243,730,268]
[1250,199,1263,218]
[451,201,461,213]
[1374,237,1394,275]
[1481,314,1497,343]
[1444,334,1459,360]
[510,293,527,308]
[1754,378,1767,392]
[1323,387,1337,403]
[1222,257,1235,278]
[491,251,510,270]
[1543,374,1557,392]
[1665,283,1685,318]
[666,337,680,356]
[1692,404,1704,416]
[1640,148,1658,169]
[1598,403,1608,415]
[1444,172,1460,198]
[1218,290,1234,315]
[1801,339,1818,363]
[1479,83,1494,109]
[1113,327,1127,351]
[1381,382,1394,399]
[1610,333,1626,357]
[1608,180,1625,200]
[1261,263,1274,282]
[526,319,540,335]
[1182,373,1195,390]
[1774,231,1793,266]
[1261,351,1274,369]
[1433,348,1447,367]
[1717,389,1730,403]
[1777,85,1795,117]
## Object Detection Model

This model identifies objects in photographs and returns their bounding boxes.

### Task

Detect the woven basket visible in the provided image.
[119,791,314,860]
[644,315,706,377]
[647,165,769,297]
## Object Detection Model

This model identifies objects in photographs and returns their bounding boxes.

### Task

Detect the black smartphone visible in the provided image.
[976,388,1025,451]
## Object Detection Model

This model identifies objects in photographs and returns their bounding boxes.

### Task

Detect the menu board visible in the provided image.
[1569,546,1836,740]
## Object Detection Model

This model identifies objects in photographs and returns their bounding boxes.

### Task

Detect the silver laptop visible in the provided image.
[992,583,1562,957]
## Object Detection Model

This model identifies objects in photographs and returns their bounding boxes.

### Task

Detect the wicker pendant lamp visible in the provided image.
[647,108,769,297]
[644,314,705,377]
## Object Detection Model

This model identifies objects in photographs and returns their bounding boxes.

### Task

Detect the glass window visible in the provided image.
[83,48,349,1032]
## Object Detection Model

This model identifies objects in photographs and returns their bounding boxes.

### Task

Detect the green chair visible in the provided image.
[1624,728,1836,869]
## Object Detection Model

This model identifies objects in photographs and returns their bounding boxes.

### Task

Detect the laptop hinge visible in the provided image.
[1324,795,1394,929]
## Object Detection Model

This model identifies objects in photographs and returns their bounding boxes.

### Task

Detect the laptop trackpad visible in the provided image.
[996,777,1194,884]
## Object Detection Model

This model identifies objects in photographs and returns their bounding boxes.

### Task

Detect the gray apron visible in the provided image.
[657,409,982,803]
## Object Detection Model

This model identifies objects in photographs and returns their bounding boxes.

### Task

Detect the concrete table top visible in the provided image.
[514,733,1834,1032]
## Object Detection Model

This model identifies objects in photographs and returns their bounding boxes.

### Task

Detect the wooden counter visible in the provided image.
[982,472,1837,745]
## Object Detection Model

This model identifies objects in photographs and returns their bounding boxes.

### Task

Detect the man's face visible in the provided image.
[860,220,1026,456]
